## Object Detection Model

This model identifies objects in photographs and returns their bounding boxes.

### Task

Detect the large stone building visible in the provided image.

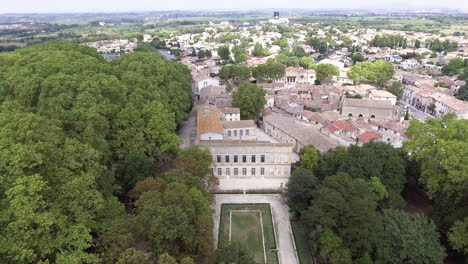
[263,112,341,153]
[196,105,294,190]
[341,98,397,120]
[199,140,293,180]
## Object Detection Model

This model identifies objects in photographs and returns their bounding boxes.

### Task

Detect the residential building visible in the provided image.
[263,112,341,153]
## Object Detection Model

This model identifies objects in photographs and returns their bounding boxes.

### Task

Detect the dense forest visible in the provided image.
[287,114,468,264]
[0,42,216,263]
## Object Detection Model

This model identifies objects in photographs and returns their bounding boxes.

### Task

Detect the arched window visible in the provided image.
[370,115,376,118]
[348,113,353,117]
[358,114,363,118]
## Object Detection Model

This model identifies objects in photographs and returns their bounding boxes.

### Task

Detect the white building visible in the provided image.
[276,67,316,84]
[192,76,220,94]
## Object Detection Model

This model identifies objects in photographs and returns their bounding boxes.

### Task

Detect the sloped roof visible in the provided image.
[197,105,224,136]
[222,120,255,129]
[357,131,382,143]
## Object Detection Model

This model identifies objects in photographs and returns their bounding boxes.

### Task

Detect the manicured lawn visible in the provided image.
[291,220,314,264]
[219,204,279,264]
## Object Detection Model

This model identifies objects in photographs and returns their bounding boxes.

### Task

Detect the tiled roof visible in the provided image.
[264,113,340,152]
[357,131,382,143]
[325,120,359,133]
[197,105,224,136]
[219,107,240,114]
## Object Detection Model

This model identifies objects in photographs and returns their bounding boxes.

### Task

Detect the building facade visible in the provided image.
[199,141,293,180]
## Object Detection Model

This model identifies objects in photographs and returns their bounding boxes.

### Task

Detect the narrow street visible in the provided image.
[177,107,197,148]
[397,101,434,121]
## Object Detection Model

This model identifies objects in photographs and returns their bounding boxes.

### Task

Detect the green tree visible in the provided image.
[298,145,320,171]
[316,228,352,264]
[251,59,285,82]
[351,53,365,63]
[114,151,157,192]
[252,42,269,57]
[197,50,205,59]
[316,64,339,83]
[448,218,468,255]
[158,253,178,264]
[387,82,404,100]
[219,64,252,84]
[340,142,406,209]
[232,83,266,120]
[456,84,468,101]
[317,146,348,180]
[286,168,317,215]
[299,56,315,69]
[96,197,135,264]
[404,114,468,198]
[304,173,382,257]
[348,60,394,86]
[381,210,446,264]
[116,248,152,264]
[292,46,307,58]
[218,45,230,61]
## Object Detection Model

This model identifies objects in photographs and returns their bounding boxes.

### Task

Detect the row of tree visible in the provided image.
[370,34,408,49]
[286,114,468,263]
[0,42,217,263]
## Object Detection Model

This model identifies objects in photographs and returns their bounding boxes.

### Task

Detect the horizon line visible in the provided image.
[1,7,467,16]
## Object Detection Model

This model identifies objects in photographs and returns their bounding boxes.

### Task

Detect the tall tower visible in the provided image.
[274,12,280,19]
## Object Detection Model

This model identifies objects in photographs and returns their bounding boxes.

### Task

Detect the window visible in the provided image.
[251,168,256,175]
[242,168,247,175]
[228,131,231,136]
[251,155,256,163]
[261,168,265,175]
[226,168,230,175]
[246,129,249,135]
[217,168,222,175]
[242,155,247,163]
[217,155,221,163]
[234,155,238,163]
[240,130,243,136]
[261,155,265,163]
[234,130,238,136]
[225,155,230,163]
[234,168,238,175]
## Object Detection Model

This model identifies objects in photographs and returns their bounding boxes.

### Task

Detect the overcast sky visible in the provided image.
[1,0,467,13]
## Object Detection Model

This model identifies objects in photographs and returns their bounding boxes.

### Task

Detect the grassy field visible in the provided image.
[219,203,279,264]
[291,220,314,264]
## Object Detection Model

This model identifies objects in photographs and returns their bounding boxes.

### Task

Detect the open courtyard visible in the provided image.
[218,204,278,264]
[213,194,299,264]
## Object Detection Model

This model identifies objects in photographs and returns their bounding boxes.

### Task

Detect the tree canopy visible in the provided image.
[347,60,395,86]
[232,83,267,120]
[380,210,446,264]
[252,59,285,82]
[0,42,205,263]
[315,64,340,83]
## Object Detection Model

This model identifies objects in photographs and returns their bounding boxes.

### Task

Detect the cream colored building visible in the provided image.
[369,90,397,106]
[199,140,292,179]
[341,98,397,120]
[196,105,294,190]
[276,67,316,84]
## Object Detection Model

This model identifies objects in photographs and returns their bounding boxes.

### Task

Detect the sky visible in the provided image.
[1,0,467,14]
